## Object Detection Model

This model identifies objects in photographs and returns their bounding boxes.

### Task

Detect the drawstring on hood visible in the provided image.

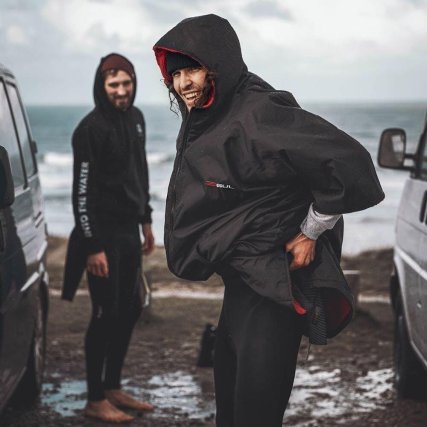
[93,52,137,114]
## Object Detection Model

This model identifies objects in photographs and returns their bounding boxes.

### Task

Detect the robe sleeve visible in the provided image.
[260,97,385,215]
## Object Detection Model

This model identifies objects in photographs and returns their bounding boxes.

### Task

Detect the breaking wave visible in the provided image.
[147,152,175,165]
[41,151,174,167]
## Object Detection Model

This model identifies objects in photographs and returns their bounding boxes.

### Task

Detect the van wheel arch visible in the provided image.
[11,284,47,405]
[394,290,427,399]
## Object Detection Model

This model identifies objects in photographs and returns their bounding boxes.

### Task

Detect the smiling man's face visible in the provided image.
[104,70,134,111]
[172,66,209,111]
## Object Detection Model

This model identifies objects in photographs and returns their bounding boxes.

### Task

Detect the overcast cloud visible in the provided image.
[1,0,426,104]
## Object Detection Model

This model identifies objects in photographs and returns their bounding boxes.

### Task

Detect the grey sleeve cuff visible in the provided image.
[300,203,342,240]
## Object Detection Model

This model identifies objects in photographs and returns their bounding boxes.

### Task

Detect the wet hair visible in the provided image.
[166,69,216,115]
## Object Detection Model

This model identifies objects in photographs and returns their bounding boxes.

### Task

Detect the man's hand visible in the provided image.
[87,251,109,277]
[285,232,316,271]
[142,223,155,255]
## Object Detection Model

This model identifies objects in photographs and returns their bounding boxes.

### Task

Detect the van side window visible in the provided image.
[7,84,36,177]
[420,132,427,181]
[0,81,25,188]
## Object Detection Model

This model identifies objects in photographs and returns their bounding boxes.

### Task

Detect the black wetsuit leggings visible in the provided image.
[214,272,303,427]
[85,224,142,401]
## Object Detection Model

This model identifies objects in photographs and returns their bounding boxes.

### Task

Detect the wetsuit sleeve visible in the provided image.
[300,203,342,240]
[71,124,103,255]
[139,115,153,224]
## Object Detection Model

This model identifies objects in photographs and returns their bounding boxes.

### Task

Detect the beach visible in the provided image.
[2,1,427,424]
[1,237,427,426]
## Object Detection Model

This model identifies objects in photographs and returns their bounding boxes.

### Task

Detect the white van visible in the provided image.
[0,63,48,410]
[378,118,427,399]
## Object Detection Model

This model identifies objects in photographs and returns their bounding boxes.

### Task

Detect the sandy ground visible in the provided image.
[1,237,427,426]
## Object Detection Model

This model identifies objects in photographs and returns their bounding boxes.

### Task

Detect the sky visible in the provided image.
[1,0,427,105]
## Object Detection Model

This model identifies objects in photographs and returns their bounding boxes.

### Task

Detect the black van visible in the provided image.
[0,63,48,410]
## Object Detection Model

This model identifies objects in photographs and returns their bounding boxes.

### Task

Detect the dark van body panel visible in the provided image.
[0,63,48,410]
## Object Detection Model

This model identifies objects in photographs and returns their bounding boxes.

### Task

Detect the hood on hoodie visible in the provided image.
[93,53,137,113]
[153,14,248,112]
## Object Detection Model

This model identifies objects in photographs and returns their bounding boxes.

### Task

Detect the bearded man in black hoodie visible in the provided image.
[154,15,384,427]
[63,53,154,423]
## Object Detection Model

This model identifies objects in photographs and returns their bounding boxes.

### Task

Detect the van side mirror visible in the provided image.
[378,128,408,169]
[0,146,15,208]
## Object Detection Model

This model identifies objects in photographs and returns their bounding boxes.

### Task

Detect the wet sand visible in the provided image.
[1,237,427,426]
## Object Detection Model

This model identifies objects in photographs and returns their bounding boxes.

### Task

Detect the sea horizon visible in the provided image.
[26,99,427,107]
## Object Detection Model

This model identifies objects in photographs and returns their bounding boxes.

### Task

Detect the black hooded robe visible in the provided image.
[153,15,384,341]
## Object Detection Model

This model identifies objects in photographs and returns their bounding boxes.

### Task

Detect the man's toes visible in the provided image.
[137,401,154,411]
[84,405,134,423]
[115,410,134,423]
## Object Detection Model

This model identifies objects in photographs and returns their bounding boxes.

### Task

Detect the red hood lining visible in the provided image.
[154,47,215,109]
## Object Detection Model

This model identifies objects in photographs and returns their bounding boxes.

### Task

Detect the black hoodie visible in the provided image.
[62,53,152,301]
[71,53,152,255]
[154,15,384,338]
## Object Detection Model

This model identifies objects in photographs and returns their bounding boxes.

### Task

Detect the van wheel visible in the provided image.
[394,292,427,399]
[13,290,46,404]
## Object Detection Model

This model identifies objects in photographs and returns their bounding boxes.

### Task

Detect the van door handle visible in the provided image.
[420,191,427,223]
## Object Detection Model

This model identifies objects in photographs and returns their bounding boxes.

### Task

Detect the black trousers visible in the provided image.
[85,223,142,401]
[214,272,303,427]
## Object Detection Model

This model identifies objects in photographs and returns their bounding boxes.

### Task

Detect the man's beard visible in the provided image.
[113,96,131,110]
[193,81,212,108]
[178,80,212,109]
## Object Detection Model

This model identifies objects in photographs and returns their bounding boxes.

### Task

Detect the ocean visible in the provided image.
[27,102,427,255]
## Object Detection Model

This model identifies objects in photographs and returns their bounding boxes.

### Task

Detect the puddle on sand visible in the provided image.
[42,380,86,416]
[41,367,393,423]
[146,371,215,420]
[42,371,215,421]
[285,366,394,425]
[42,379,147,417]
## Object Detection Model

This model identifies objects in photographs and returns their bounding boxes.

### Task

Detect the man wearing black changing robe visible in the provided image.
[154,14,384,427]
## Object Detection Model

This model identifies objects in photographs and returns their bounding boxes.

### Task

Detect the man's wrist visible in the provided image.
[300,221,320,240]
[300,203,341,240]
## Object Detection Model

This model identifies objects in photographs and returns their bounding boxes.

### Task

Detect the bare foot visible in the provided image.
[105,389,155,412]
[84,399,134,423]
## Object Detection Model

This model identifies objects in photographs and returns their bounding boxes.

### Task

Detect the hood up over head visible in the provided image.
[166,52,202,76]
[153,14,248,113]
[93,52,137,114]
